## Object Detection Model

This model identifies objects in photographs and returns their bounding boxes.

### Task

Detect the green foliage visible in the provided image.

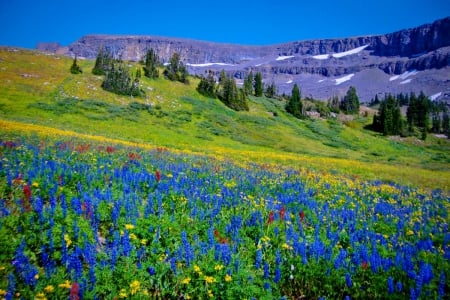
[92,46,113,75]
[254,72,263,97]
[340,86,360,114]
[286,83,303,118]
[216,72,249,111]
[196,71,216,98]
[69,57,82,74]
[372,94,404,136]
[101,59,143,97]
[328,95,340,113]
[143,48,159,79]
[243,71,254,96]
[265,81,277,98]
[163,52,189,84]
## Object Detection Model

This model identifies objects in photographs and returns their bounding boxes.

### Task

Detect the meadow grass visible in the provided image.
[0,47,449,191]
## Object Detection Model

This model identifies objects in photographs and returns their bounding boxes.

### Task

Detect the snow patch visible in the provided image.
[430,92,442,101]
[399,79,412,84]
[187,62,234,67]
[318,79,325,83]
[335,74,354,85]
[312,54,329,60]
[390,70,418,81]
[286,80,293,84]
[276,55,295,61]
[331,44,369,58]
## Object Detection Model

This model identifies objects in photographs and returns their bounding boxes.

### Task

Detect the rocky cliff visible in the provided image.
[38,17,450,101]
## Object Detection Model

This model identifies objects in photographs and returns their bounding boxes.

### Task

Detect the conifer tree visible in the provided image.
[217,73,248,111]
[143,48,159,79]
[70,56,82,74]
[163,52,189,84]
[286,83,303,118]
[340,86,360,114]
[197,71,216,98]
[265,81,277,98]
[243,71,254,96]
[254,72,263,97]
[92,46,113,75]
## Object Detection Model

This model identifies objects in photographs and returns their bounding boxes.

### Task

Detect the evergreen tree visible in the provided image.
[407,91,431,139]
[217,73,248,111]
[286,83,303,118]
[143,48,159,79]
[373,94,403,135]
[254,72,263,97]
[92,46,113,75]
[265,81,277,98]
[243,71,254,96]
[340,86,360,114]
[197,71,216,98]
[328,95,340,113]
[163,52,189,84]
[70,56,82,74]
[101,58,142,97]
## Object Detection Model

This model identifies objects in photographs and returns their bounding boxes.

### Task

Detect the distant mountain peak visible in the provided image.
[37,17,450,101]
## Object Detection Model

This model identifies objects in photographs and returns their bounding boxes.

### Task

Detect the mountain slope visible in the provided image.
[38,17,450,101]
[0,47,449,190]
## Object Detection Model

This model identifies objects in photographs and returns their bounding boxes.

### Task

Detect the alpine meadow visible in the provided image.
[0,21,449,300]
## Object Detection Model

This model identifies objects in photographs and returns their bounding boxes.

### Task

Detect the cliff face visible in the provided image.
[38,17,450,101]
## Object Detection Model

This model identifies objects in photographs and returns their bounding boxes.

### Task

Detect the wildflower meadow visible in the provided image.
[0,134,448,299]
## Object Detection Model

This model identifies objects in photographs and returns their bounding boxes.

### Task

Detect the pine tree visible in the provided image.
[143,48,159,79]
[340,86,360,114]
[254,72,263,97]
[286,83,303,118]
[197,71,216,98]
[217,74,248,111]
[92,46,113,75]
[243,71,254,96]
[101,58,142,97]
[265,81,277,98]
[70,56,82,74]
[163,52,189,83]
[328,95,340,113]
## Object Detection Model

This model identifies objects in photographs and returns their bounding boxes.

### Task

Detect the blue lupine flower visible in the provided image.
[263,262,270,279]
[345,273,352,288]
[147,266,156,276]
[274,266,281,283]
[6,273,15,300]
[255,249,262,269]
[387,277,394,294]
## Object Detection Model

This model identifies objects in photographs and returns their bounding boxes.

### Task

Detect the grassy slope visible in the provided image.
[0,47,449,190]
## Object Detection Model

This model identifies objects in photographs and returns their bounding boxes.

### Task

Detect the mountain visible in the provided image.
[37,17,450,101]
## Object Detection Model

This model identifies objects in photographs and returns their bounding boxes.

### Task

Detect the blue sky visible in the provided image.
[0,0,449,48]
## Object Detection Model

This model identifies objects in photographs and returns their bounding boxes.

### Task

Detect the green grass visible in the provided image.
[0,47,449,191]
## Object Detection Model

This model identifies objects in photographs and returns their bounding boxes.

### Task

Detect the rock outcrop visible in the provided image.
[37,17,450,101]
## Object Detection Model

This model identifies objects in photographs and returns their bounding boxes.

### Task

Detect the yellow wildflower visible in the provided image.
[58,280,71,289]
[141,239,148,245]
[225,274,232,282]
[0,289,6,296]
[208,290,214,298]
[44,285,54,293]
[181,277,191,285]
[214,264,224,271]
[130,280,140,295]
[125,224,135,230]
[194,265,201,273]
[32,182,39,188]
[282,243,293,250]
[129,233,137,240]
[119,289,127,298]
[35,292,47,300]
[406,230,414,236]
[204,276,216,284]
[64,234,72,247]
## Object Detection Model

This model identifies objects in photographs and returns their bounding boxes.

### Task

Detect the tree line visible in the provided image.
[371,92,449,139]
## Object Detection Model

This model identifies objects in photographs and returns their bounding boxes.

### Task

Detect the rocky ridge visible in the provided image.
[38,17,450,101]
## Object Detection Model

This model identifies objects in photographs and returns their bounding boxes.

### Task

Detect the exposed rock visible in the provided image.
[38,17,450,101]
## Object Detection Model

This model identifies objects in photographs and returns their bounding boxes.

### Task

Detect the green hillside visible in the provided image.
[0,47,449,190]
